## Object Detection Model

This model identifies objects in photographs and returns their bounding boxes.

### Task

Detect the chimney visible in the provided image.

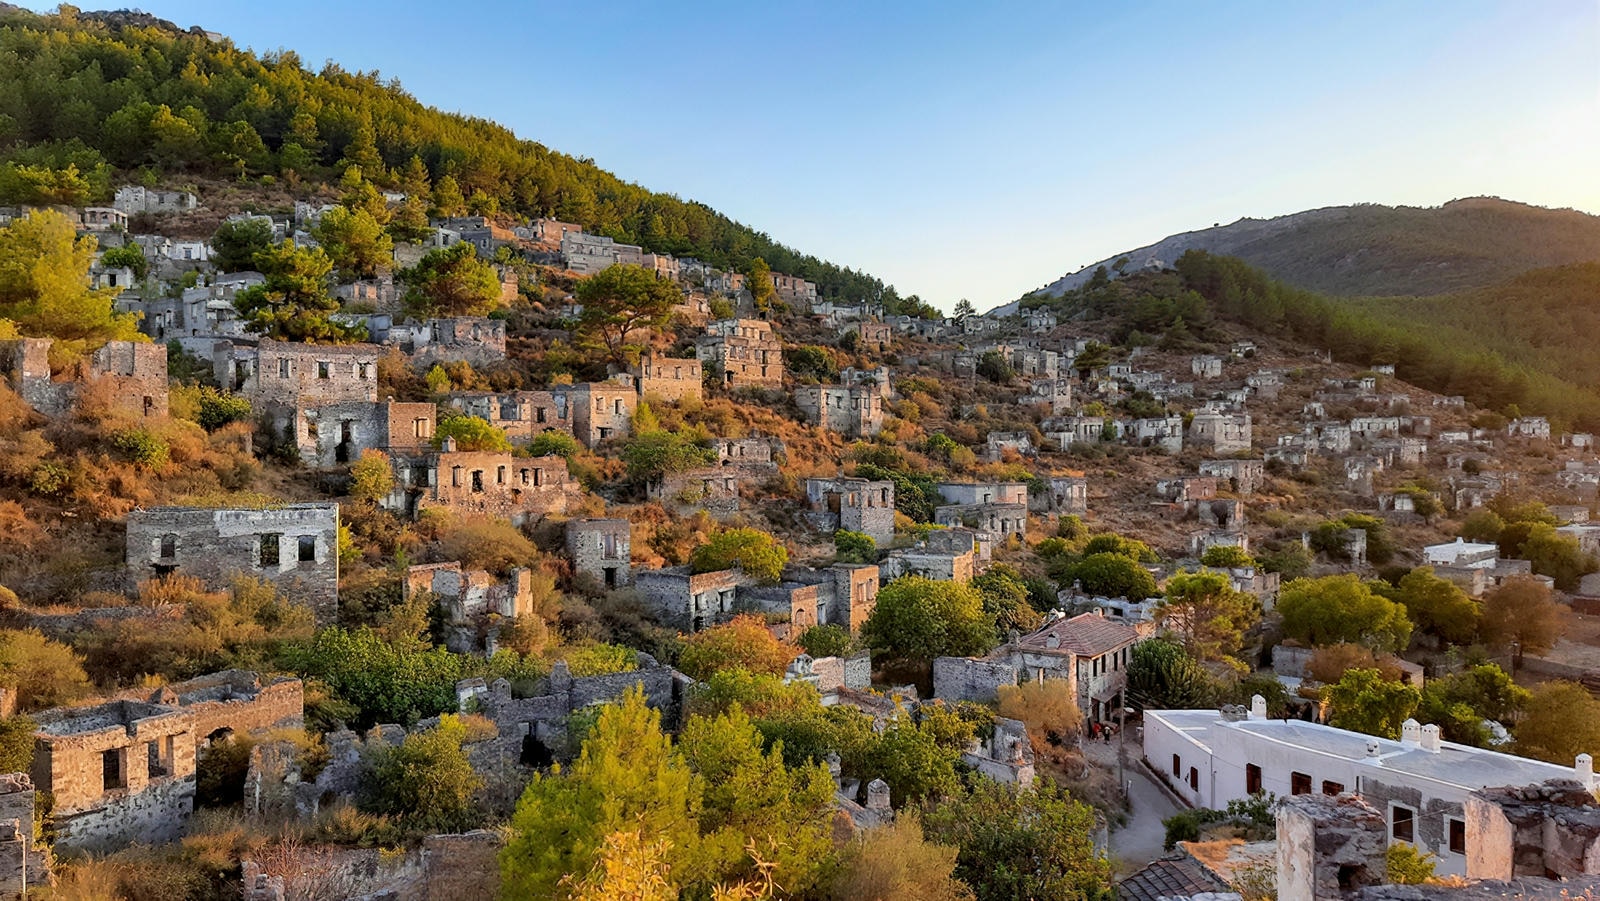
[442,436,457,453]
[1578,753,1595,786]
[1401,719,1421,746]
[1249,695,1267,720]
[1365,739,1383,759]
[1420,724,1442,752]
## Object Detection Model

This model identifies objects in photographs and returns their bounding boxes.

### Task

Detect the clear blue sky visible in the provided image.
[24,1,1600,310]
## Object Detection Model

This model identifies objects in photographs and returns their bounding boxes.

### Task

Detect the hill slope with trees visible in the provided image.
[0,4,896,303]
[1042,197,1600,299]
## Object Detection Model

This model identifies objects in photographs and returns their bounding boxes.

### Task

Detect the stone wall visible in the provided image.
[1276,793,1387,901]
[632,354,703,404]
[444,390,575,443]
[565,519,632,587]
[300,400,434,468]
[414,450,576,525]
[567,381,635,447]
[125,504,340,625]
[0,774,49,900]
[0,337,168,420]
[932,656,1020,704]
[1465,780,1600,881]
[230,339,381,410]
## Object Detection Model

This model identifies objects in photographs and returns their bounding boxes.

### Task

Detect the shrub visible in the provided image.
[689,528,788,583]
[834,529,876,564]
[111,427,170,468]
[528,430,582,459]
[797,624,856,659]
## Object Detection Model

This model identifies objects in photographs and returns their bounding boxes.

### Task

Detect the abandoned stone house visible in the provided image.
[846,319,893,351]
[1188,410,1252,455]
[405,562,535,653]
[1351,416,1403,439]
[445,389,573,443]
[805,477,896,546]
[1156,476,1218,504]
[1018,611,1141,724]
[1127,416,1185,454]
[1022,378,1074,415]
[769,272,818,310]
[298,399,436,467]
[125,504,341,625]
[795,383,885,438]
[983,431,1034,461]
[391,317,507,367]
[30,671,302,854]
[401,442,578,525]
[696,318,784,389]
[881,528,982,584]
[1508,416,1552,441]
[1023,308,1057,332]
[1198,458,1266,495]
[112,185,199,215]
[1046,416,1108,449]
[0,337,169,420]
[631,352,704,404]
[216,340,381,447]
[565,379,637,446]
[1191,355,1223,379]
[1369,436,1428,468]
[565,518,632,589]
[651,437,781,514]
[1035,476,1088,516]
[933,482,1029,541]
[635,566,758,632]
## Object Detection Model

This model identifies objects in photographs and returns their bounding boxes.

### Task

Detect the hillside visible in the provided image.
[0,5,896,304]
[1040,197,1600,299]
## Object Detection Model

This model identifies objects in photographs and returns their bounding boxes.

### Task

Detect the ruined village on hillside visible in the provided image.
[3,175,1600,901]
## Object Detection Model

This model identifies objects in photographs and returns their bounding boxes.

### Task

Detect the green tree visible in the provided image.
[834,530,877,564]
[1519,524,1598,591]
[192,386,252,431]
[971,564,1043,635]
[1514,681,1600,765]
[1083,533,1157,561]
[745,257,776,312]
[400,242,501,317]
[349,449,395,503]
[689,529,789,584]
[1277,575,1412,652]
[830,816,974,901]
[281,626,465,728]
[575,264,680,361]
[234,240,364,342]
[1480,575,1567,654]
[501,687,701,901]
[362,713,483,832]
[313,205,393,280]
[1325,668,1421,739]
[1459,509,1506,544]
[1384,567,1478,646]
[1417,664,1528,746]
[433,413,512,453]
[0,716,37,775]
[867,713,963,807]
[0,629,93,711]
[1073,341,1112,380]
[862,577,996,665]
[431,174,468,218]
[1127,638,1216,711]
[622,429,715,483]
[1200,545,1255,569]
[678,705,836,895]
[796,624,856,659]
[1155,570,1258,661]
[0,162,93,206]
[210,217,276,273]
[0,210,143,362]
[100,244,148,281]
[678,615,796,682]
[976,351,1014,383]
[1058,553,1159,601]
[920,779,1112,901]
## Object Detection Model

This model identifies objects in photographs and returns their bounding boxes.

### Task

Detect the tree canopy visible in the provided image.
[862,577,996,665]
[234,240,365,343]
[0,209,143,363]
[1277,575,1412,652]
[400,242,502,317]
[574,264,680,360]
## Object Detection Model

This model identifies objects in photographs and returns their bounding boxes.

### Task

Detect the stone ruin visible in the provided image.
[0,774,50,900]
[1465,774,1600,881]
[1276,792,1389,901]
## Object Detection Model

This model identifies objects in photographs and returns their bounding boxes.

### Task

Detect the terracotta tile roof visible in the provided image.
[1116,855,1230,901]
[1020,611,1140,657]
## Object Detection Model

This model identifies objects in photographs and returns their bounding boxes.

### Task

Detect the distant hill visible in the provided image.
[0,6,900,305]
[1041,198,1600,299]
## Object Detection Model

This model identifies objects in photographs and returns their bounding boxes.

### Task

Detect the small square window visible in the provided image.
[1291,772,1312,795]
[1448,817,1466,855]
[297,535,316,563]
[259,533,280,567]
[1322,780,1345,796]
[1392,805,1415,843]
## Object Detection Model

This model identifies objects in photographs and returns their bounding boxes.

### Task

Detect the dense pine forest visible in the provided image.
[0,5,897,303]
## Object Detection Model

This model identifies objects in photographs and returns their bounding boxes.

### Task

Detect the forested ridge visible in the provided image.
[1033,252,1600,431]
[0,5,895,302]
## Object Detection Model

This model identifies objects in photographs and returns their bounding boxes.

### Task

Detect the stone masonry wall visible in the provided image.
[933,656,1020,704]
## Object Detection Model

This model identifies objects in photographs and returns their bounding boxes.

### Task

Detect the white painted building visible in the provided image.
[1423,538,1500,569]
[1144,705,1597,877]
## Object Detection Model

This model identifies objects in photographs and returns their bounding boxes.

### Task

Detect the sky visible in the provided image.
[21,1,1600,311]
